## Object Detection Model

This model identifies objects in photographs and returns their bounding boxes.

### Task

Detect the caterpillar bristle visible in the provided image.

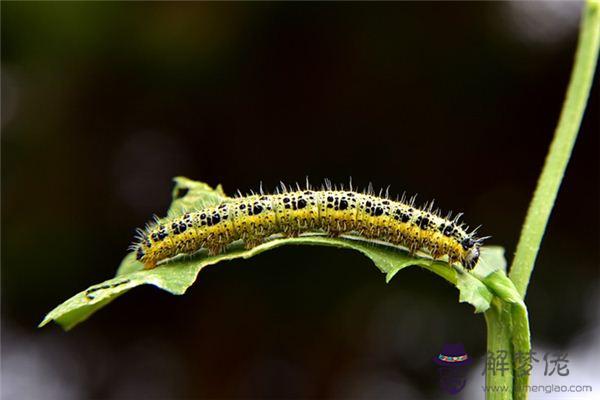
[453,213,464,223]
[409,194,417,207]
[400,191,406,203]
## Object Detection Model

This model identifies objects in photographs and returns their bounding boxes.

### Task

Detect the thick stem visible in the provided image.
[484,299,514,400]
[483,271,531,400]
[511,304,531,400]
[509,0,600,299]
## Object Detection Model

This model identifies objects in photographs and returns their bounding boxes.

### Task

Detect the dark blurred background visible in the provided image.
[2,2,598,399]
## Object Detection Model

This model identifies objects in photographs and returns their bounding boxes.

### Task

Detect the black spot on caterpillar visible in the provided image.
[133,182,488,270]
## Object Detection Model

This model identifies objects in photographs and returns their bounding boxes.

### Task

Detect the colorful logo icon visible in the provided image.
[433,343,472,395]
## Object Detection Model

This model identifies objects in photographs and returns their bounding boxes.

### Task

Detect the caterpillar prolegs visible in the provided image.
[133,183,488,270]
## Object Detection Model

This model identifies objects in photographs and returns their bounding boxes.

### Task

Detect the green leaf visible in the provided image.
[483,271,524,307]
[40,177,508,330]
[473,246,507,277]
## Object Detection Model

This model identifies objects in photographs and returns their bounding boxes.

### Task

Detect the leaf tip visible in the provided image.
[385,269,400,283]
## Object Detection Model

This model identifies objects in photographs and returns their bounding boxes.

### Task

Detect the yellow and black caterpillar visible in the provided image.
[134,182,487,270]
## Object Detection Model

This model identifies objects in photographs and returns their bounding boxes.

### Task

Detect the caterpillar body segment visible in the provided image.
[134,186,485,271]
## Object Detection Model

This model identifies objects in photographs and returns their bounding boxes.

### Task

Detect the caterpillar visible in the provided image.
[133,181,488,270]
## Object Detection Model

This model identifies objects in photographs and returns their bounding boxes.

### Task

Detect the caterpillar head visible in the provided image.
[461,237,481,270]
[135,246,145,261]
[135,243,157,269]
[464,245,480,270]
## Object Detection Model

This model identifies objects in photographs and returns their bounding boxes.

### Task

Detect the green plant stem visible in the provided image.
[484,3,599,399]
[484,272,530,400]
[511,304,531,399]
[509,0,600,299]
[484,299,514,400]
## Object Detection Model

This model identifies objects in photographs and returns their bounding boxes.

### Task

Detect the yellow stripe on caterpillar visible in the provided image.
[134,185,486,270]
